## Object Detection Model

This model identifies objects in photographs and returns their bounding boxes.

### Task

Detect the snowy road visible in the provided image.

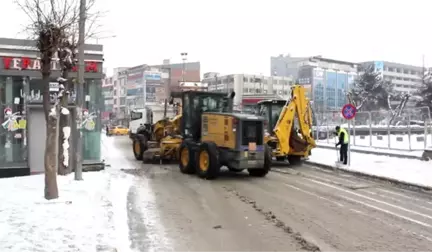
[111,136,432,251]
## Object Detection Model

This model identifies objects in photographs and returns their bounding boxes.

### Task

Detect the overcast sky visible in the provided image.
[1,0,431,76]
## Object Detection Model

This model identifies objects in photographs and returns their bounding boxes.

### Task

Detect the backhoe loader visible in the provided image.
[256,85,316,165]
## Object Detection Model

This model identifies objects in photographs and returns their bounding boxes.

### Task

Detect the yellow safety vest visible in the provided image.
[338,128,349,144]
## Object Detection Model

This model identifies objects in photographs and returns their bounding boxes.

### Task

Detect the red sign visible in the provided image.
[4,107,12,115]
[341,104,357,120]
[1,57,99,73]
[242,98,263,104]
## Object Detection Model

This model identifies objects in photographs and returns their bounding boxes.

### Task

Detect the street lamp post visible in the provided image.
[96,35,117,44]
[180,52,188,90]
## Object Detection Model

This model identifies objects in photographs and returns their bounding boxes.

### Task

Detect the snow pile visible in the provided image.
[309,148,432,188]
[0,137,135,252]
[62,126,71,166]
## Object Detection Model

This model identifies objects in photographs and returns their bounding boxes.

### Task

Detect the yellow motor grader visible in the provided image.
[131,95,183,163]
[256,85,316,165]
[132,90,271,179]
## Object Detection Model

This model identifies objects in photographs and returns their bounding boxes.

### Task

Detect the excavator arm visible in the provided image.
[273,85,316,156]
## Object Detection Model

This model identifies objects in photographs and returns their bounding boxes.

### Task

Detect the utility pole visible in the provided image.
[180,52,188,91]
[75,0,86,180]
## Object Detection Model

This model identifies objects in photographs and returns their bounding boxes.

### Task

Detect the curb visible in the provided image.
[299,160,432,192]
[316,145,422,160]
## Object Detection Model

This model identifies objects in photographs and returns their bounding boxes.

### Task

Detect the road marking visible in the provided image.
[363,190,432,213]
[299,172,358,187]
[306,178,432,225]
[337,193,432,228]
[284,183,344,207]
[282,179,432,239]
[348,208,432,242]
[377,188,432,205]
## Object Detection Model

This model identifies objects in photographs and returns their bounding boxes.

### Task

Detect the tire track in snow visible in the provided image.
[127,182,173,252]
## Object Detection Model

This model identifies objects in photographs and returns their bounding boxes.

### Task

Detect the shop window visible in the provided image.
[82,79,102,162]
[0,76,27,166]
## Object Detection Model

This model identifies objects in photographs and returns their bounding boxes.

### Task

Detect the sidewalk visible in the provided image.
[307,147,432,189]
[316,140,425,159]
[0,136,134,252]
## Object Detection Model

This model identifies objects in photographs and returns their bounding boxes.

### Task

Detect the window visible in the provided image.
[130,111,143,120]
[0,76,27,166]
[258,104,269,118]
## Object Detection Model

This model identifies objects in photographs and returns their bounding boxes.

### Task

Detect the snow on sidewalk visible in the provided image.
[0,136,135,252]
[308,147,432,188]
[316,141,424,157]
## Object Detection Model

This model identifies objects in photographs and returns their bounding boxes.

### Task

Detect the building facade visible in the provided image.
[151,61,201,93]
[296,57,357,111]
[112,67,128,121]
[102,76,114,121]
[270,54,310,78]
[125,65,167,109]
[361,61,423,94]
[202,73,294,110]
[0,38,104,175]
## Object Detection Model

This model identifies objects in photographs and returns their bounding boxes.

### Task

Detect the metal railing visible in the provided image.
[313,106,432,151]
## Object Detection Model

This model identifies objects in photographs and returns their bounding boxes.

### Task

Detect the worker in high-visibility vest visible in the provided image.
[335,126,349,165]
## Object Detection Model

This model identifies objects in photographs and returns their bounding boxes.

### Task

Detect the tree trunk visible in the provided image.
[58,70,71,175]
[45,112,59,199]
[42,60,59,200]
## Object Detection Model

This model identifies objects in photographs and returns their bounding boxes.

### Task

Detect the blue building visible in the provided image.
[296,57,357,111]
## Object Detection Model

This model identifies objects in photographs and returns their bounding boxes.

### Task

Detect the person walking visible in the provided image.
[335,126,349,165]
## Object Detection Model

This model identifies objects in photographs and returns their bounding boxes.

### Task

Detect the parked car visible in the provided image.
[109,125,129,135]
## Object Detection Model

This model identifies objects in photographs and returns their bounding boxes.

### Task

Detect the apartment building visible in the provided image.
[102,67,128,122]
[270,54,309,79]
[101,76,114,121]
[202,73,294,110]
[361,61,423,94]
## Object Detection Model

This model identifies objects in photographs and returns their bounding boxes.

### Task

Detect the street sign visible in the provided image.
[341,104,356,120]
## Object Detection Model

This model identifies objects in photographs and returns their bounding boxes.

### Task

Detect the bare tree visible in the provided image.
[16,0,101,199]
[387,93,410,125]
